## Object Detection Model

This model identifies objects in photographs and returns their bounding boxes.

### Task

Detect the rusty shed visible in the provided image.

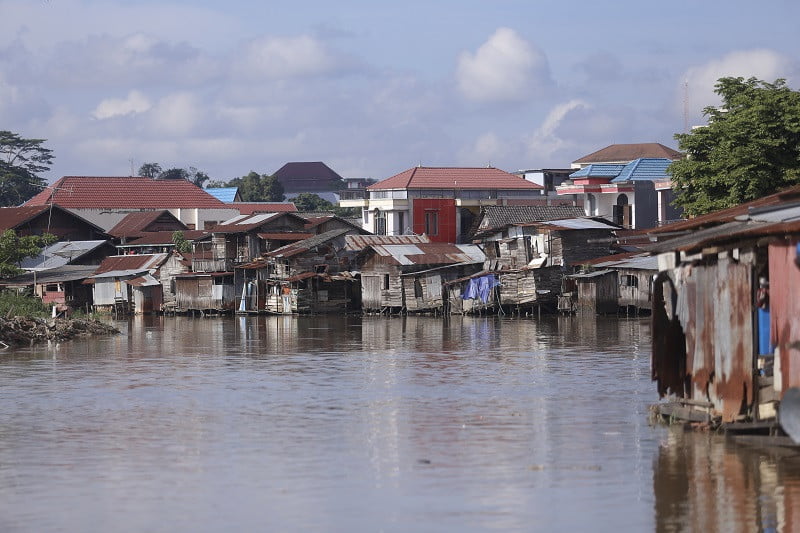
[356,242,485,314]
[649,192,800,428]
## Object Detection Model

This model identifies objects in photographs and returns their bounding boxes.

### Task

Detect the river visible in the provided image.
[1,314,798,532]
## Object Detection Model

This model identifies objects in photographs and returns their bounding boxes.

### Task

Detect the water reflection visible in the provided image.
[0,314,798,532]
[655,429,800,533]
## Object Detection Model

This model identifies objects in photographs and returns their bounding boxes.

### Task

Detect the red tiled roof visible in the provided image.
[573,143,683,165]
[367,167,543,190]
[236,202,298,215]
[24,177,229,209]
[107,210,186,238]
[0,205,49,230]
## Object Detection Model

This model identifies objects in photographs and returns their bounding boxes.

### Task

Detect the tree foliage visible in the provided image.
[670,77,800,216]
[171,231,192,253]
[0,230,57,278]
[138,163,210,187]
[226,172,285,202]
[291,193,334,212]
[0,131,54,207]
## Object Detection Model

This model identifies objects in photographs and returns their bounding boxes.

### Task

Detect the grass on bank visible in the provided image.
[0,289,50,318]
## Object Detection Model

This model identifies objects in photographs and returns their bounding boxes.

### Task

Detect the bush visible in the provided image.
[0,289,50,318]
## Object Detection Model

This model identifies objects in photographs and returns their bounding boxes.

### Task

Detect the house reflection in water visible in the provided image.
[654,430,800,531]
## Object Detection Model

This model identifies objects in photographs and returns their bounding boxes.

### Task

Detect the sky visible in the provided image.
[1,0,799,185]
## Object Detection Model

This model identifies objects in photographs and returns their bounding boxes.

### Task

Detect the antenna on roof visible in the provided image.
[129,158,135,177]
[683,80,689,133]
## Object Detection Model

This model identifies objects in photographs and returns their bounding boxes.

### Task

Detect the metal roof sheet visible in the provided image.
[344,234,430,250]
[20,240,109,270]
[205,187,239,203]
[611,158,673,183]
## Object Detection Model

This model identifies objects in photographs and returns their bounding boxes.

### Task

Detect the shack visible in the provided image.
[238,228,362,314]
[565,269,618,315]
[649,192,800,433]
[174,272,236,314]
[87,254,168,315]
[357,242,485,314]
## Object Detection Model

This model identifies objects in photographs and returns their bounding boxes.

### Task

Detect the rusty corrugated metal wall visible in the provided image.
[676,256,754,422]
[768,240,800,394]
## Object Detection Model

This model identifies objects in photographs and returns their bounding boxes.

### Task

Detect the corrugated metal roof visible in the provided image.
[478,205,588,230]
[235,203,298,215]
[205,187,239,203]
[369,242,485,266]
[93,253,168,275]
[568,269,616,279]
[107,210,185,238]
[20,240,109,270]
[537,218,620,230]
[0,265,99,286]
[345,234,430,250]
[0,205,49,230]
[265,228,352,259]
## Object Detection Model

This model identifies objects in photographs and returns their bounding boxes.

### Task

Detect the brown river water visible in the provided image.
[1,314,798,532]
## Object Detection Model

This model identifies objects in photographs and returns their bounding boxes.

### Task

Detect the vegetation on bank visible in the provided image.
[0,290,119,347]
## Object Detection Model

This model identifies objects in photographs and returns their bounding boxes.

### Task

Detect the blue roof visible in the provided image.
[610,158,673,183]
[205,187,239,203]
[569,164,626,178]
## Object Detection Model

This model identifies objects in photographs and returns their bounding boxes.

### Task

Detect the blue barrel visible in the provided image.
[758,307,773,355]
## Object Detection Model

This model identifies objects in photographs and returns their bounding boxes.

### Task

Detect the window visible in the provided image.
[397,212,405,235]
[383,274,390,290]
[620,274,638,288]
[587,194,597,216]
[424,210,439,236]
[374,209,387,235]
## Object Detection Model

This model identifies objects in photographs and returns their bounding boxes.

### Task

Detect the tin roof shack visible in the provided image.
[2,265,98,312]
[241,228,362,314]
[563,252,658,315]
[565,269,619,315]
[191,212,310,273]
[356,242,485,314]
[471,215,618,314]
[159,251,192,312]
[649,196,800,433]
[174,272,235,314]
[88,254,168,315]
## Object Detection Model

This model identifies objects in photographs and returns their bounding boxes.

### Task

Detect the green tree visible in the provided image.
[292,192,334,212]
[227,172,285,202]
[139,163,210,187]
[0,131,54,207]
[171,231,192,253]
[0,230,57,278]
[138,162,162,179]
[670,77,800,216]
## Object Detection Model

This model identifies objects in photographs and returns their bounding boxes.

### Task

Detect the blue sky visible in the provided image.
[1,0,798,184]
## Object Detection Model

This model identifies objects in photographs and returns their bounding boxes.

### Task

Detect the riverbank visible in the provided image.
[0,316,120,347]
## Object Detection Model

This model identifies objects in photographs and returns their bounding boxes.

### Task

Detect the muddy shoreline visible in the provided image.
[0,316,120,347]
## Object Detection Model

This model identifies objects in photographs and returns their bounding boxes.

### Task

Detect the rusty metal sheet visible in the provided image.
[769,240,800,394]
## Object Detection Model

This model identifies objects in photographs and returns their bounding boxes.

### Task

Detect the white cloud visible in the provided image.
[92,90,151,119]
[681,49,795,119]
[527,99,589,160]
[232,34,353,80]
[456,28,552,103]
[149,92,201,135]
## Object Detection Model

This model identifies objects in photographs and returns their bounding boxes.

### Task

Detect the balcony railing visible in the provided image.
[338,189,368,201]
